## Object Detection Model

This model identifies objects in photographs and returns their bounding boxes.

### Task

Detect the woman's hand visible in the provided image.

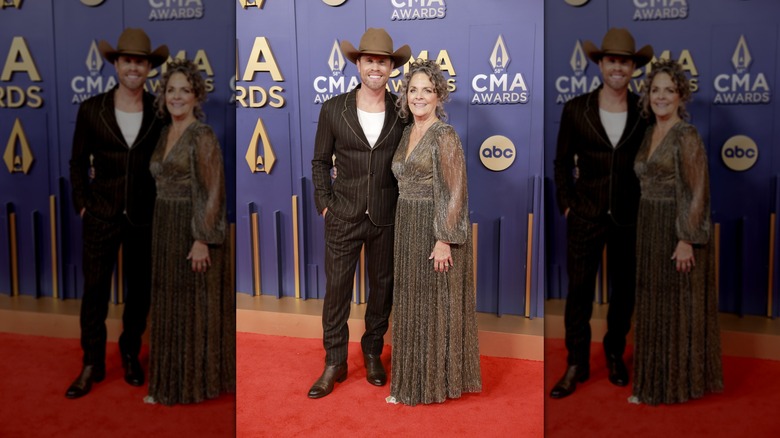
[671,240,695,273]
[187,240,211,273]
[429,240,452,273]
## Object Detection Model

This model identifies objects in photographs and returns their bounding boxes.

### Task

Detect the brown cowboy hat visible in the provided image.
[583,28,653,68]
[340,28,411,66]
[98,28,169,68]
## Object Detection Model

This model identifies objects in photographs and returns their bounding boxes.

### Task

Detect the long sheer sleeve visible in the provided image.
[432,124,470,245]
[190,124,227,245]
[674,124,710,244]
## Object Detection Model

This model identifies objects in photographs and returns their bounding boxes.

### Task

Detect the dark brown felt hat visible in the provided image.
[98,28,169,68]
[583,27,653,68]
[340,27,411,66]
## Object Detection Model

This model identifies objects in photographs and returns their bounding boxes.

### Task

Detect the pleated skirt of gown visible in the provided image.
[148,197,236,405]
[632,197,723,405]
[389,197,482,406]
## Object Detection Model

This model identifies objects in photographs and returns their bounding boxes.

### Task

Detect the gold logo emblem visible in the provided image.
[490,35,509,74]
[3,118,34,174]
[1,0,23,9]
[245,117,276,174]
[479,135,515,172]
[570,41,587,76]
[239,0,266,9]
[328,40,346,76]
[732,35,751,74]
[721,135,758,172]
[80,0,105,6]
[86,40,103,76]
[323,0,348,5]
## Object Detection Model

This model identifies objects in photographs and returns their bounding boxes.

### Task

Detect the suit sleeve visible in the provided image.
[312,101,335,215]
[553,101,577,216]
[190,125,227,244]
[69,102,91,215]
[432,125,470,245]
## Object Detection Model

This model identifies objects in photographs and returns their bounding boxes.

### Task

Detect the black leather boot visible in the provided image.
[606,354,629,386]
[364,354,387,386]
[549,365,589,399]
[65,365,106,399]
[307,364,348,399]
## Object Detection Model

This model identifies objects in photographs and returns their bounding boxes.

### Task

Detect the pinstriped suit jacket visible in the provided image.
[312,85,406,226]
[69,86,162,226]
[553,86,648,226]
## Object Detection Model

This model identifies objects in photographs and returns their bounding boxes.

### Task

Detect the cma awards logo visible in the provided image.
[71,41,116,104]
[713,35,771,105]
[148,0,204,21]
[312,40,359,104]
[391,0,446,21]
[721,135,758,172]
[632,0,688,21]
[470,35,528,105]
[3,119,34,175]
[554,40,601,104]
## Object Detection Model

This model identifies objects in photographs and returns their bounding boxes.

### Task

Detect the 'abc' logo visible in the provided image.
[721,135,758,172]
[479,135,516,171]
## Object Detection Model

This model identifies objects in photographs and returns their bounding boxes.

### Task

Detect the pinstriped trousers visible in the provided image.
[79,212,152,366]
[564,212,636,368]
[321,212,394,366]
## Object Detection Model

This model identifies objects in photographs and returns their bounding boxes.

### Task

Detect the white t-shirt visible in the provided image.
[599,109,627,148]
[115,109,143,147]
[357,108,385,148]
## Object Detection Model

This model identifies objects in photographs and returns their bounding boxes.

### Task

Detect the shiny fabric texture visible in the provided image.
[632,121,723,405]
[147,121,235,405]
[389,121,482,406]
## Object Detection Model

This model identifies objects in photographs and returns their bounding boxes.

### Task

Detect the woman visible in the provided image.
[631,59,723,405]
[388,59,482,406]
[145,59,235,405]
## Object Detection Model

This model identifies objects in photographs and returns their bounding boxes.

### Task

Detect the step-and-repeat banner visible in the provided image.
[545,0,779,317]
[236,0,544,317]
[0,0,234,301]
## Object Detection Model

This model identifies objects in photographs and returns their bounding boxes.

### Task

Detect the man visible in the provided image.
[309,28,411,399]
[551,28,653,398]
[66,28,168,399]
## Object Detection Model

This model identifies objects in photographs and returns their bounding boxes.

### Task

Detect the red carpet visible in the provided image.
[237,332,543,437]
[544,338,779,437]
[0,332,235,438]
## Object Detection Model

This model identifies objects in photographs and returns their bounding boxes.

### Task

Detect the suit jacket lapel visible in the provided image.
[135,92,157,148]
[97,86,157,149]
[342,87,371,149]
[616,92,641,149]
[99,88,128,147]
[584,90,612,149]
[374,92,399,149]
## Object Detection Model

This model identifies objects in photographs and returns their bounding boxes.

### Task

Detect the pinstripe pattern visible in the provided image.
[69,86,162,366]
[312,85,405,365]
[553,86,647,367]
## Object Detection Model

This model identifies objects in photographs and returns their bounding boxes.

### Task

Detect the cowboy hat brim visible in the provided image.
[98,40,170,68]
[340,40,412,67]
[583,40,653,68]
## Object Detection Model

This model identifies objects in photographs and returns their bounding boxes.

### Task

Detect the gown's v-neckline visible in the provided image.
[163,121,196,162]
[405,121,439,163]
[646,120,682,162]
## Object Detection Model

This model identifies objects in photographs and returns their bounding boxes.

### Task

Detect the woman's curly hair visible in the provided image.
[396,59,450,122]
[639,58,692,121]
[154,58,208,121]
